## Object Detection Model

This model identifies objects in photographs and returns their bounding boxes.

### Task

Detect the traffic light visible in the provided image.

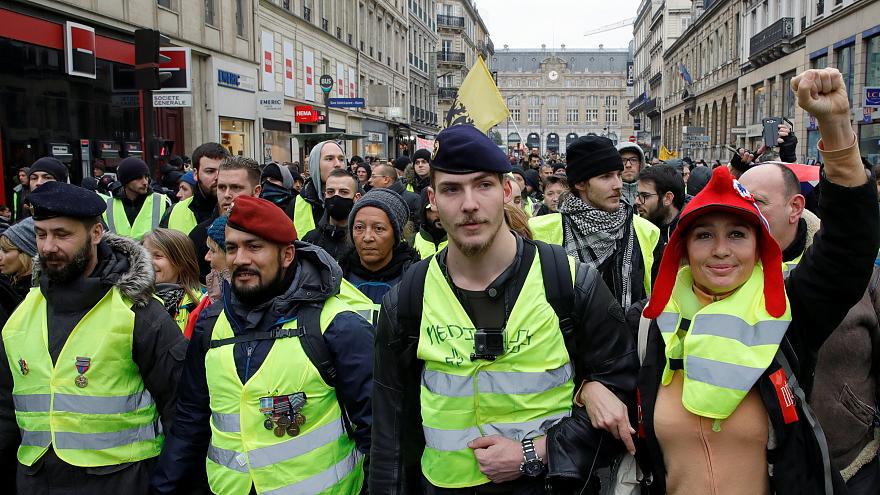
[135,29,171,90]
[150,138,174,160]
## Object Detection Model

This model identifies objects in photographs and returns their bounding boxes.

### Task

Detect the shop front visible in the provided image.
[363,119,389,160]
[214,58,257,159]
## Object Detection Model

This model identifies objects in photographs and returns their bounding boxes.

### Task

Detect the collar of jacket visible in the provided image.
[782,218,809,263]
[345,242,418,281]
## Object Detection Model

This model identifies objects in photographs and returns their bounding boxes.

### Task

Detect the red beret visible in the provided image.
[226,195,298,244]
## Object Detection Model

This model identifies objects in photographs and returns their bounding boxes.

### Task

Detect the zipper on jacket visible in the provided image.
[244,344,254,380]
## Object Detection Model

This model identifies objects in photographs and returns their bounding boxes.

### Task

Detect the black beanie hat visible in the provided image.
[30,157,69,183]
[117,157,151,185]
[565,136,622,185]
[393,155,412,172]
[413,148,432,163]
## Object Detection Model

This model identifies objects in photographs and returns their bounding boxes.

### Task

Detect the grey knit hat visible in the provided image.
[348,188,409,244]
[2,217,37,257]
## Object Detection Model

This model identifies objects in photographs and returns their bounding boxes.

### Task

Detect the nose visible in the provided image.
[612,176,623,190]
[711,237,732,257]
[461,186,479,213]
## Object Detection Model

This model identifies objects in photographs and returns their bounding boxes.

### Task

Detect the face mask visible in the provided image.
[325,195,354,221]
[260,182,292,205]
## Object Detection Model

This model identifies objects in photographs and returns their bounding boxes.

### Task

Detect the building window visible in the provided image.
[528,109,540,123]
[220,118,253,158]
[752,84,765,124]
[868,36,880,87]
[811,54,828,69]
[235,0,246,37]
[528,95,541,107]
[566,109,579,123]
[205,0,216,24]
[586,109,599,123]
[547,109,558,124]
[782,72,796,119]
[836,44,855,107]
[510,108,521,123]
[546,95,559,107]
[158,0,172,8]
[767,79,775,116]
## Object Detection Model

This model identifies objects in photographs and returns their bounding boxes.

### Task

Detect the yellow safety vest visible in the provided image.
[653,264,791,419]
[2,287,162,467]
[173,292,199,331]
[528,213,659,294]
[167,196,198,235]
[413,233,448,259]
[782,252,803,279]
[416,253,575,488]
[204,298,365,495]
[293,198,317,239]
[523,196,535,218]
[103,193,168,241]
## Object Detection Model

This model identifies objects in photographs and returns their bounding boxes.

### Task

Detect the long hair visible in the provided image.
[0,235,33,284]
[503,203,533,240]
[143,228,202,303]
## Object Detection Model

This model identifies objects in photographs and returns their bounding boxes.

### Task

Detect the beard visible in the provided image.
[43,236,93,285]
[231,255,286,306]
[449,214,503,257]
[647,204,671,227]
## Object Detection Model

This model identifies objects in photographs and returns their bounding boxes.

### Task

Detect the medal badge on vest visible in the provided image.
[18,358,28,376]
[75,356,91,388]
[260,392,307,437]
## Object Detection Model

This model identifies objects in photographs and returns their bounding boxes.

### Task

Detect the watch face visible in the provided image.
[521,459,545,477]
[548,70,558,81]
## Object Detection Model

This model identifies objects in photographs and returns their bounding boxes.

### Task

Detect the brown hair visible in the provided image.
[220,156,262,187]
[0,235,33,283]
[143,228,202,303]
[503,203,533,240]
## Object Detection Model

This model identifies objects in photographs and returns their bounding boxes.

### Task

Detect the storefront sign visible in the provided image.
[416,137,435,151]
[283,40,295,98]
[258,91,284,115]
[746,124,763,137]
[295,105,319,123]
[111,94,140,108]
[626,62,634,87]
[261,30,275,91]
[64,21,96,79]
[217,69,256,92]
[328,98,366,108]
[153,93,193,107]
[865,87,880,107]
[156,47,192,92]
[368,132,384,142]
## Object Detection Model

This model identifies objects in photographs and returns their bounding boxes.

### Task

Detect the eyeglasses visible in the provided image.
[622,158,640,165]
[635,192,658,203]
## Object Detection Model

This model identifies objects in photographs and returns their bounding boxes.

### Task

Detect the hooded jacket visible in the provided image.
[341,242,419,305]
[617,143,646,207]
[150,242,375,494]
[387,179,422,228]
[0,234,187,493]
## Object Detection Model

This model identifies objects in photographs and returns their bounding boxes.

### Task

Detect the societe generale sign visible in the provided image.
[295,105,319,123]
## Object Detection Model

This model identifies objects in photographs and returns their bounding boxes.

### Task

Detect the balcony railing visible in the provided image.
[437,14,465,29]
[438,51,466,64]
[750,17,795,60]
[438,87,459,100]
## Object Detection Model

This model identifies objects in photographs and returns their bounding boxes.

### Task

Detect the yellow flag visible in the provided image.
[659,145,678,161]
[444,56,509,132]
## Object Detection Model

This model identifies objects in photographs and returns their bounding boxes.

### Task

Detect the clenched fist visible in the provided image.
[791,68,850,124]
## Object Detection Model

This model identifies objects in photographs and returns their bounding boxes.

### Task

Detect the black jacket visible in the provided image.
[284,179,324,229]
[301,213,355,263]
[388,179,422,229]
[634,174,879,494]
[159,182,218,229]
[370,237,639,494]
[151,242,375,494]
[0,235,187,494]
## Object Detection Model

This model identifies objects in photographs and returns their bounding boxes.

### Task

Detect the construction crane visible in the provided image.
[583,17,636,37]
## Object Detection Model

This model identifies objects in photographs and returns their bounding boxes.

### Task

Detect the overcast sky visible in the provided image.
[475,0,640,50]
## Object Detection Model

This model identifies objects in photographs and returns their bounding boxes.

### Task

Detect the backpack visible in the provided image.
[396,239,577,363]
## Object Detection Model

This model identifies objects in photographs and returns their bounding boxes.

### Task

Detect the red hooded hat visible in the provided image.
[642,166,786,319]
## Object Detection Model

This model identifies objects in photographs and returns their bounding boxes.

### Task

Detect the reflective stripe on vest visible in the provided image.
[416,253,575,488]
[529,213,659,295]
[2,287,162,467]
[653,264,791,419]
[167,196,198,235]
[292,198,317,239]
[782,252,804,279]
[104,193,167,240]
[413,234,448,260]
[204,297,364,495]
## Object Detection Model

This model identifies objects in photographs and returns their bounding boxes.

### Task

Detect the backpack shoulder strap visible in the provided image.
[295,304,335,386]
[534,240,575,339]
[638,314,651,365]
[397,256,432,339]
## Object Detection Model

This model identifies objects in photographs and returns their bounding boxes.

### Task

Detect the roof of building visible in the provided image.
[491,48,631,73]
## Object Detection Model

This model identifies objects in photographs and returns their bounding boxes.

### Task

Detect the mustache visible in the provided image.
[233,267,260,277]
[455,216,489,228]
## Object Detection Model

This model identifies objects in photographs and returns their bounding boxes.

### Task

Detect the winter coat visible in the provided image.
[388,179,422,229]
[634,172,879,494]
[301,213,355,263]
[0,235,187,494]
[342,242,419,305]
[370,236,639,493]
[150,242,375,494]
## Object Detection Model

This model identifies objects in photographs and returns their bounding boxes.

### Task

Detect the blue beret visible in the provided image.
[28,181,106,220]
[431,125,511,175]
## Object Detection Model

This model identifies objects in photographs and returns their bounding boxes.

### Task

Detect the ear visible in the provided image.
[253,184,262,197]
[502,177,513,204]
[663,191,675,207]
[91,222,104,245]
[281,243,295,268]
[353,192,361,202]
[789,194,805,225]
[427,186,436,209]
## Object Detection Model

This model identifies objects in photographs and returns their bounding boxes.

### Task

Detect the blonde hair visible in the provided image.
[0,235,33,284]
[503,203,533,240]
[143,228,202,303]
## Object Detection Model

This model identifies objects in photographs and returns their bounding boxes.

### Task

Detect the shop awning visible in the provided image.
[290,132,367,142]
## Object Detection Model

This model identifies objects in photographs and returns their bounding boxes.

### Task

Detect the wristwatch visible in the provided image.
[519,438,546,477]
